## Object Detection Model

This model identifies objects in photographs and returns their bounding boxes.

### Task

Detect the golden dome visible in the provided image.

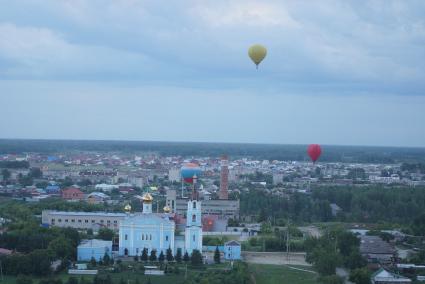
[163,205,171,213]
[142,193,153,203]
[124,204,132,212]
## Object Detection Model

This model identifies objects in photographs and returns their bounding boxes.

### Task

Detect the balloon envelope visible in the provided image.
[181,163,202,183]
[307,144,322,163]
[248,44,267,68]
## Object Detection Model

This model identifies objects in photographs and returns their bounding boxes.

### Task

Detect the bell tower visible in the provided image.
[185,177,202,254]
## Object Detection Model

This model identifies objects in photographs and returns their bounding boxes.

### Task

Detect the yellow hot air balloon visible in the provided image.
[248,44,267,69]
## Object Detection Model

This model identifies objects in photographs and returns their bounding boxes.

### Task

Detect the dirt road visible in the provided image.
[242,251,311,266]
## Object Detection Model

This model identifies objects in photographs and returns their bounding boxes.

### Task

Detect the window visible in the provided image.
[78,219,82,223]
[51,219,55,223]
[114,220,117,223]
[58,219,62,222]
[107,220,110,223]
[150,234,152,240]
[65,219,68,222]
[91,220,95,223]
[71,219,75,223]
[192,214,196,222]
[193,235,195,242]
[193,201,196,209]
[85,220,88,223]
[100,220,104,223]
[125,234,128,240]
[166,236,169,242]
[136,248,139,254]
[142,234,144,240]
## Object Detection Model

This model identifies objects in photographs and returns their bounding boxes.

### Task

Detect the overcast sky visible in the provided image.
[0,0,424,147]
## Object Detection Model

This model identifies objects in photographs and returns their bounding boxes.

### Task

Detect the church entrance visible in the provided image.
[124,248,128,256]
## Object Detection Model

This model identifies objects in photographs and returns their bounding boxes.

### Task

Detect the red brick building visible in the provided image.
[61,187,84,200]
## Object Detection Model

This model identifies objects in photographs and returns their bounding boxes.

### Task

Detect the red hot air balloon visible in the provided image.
[307,144,322,163]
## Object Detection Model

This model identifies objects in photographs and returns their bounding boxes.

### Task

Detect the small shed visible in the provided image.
[224,240,241,260]
[77,239,112,261]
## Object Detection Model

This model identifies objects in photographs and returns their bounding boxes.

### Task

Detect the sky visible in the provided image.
[0,0,424,147]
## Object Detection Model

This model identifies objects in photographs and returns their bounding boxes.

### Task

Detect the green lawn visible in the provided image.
[249,264,318,284]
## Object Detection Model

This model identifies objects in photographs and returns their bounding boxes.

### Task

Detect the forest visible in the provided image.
[239,185,425,234]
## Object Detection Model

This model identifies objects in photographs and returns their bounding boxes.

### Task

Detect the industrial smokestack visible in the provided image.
[219,155,229,200]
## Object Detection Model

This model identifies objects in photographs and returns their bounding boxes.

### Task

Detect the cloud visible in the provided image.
[0,0,423,95]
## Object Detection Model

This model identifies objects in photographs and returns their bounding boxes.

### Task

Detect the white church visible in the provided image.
[118,192,202,256]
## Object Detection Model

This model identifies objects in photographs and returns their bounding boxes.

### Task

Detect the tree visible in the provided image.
[349,268,370,284]
[103,253,111,266]
[149,250,157,262]
[134,255,139,262]
[29,249,52,276]
[214,246,221,264]
[345,250,367,270]
[166,246,174,262]
[175,248,182,263]
[29,168,43,178]
[66,277,79,284]
[190,250,203,266]
[311,247,340,276]
[183,252,190,263]
[97,228,114,241]
[90,257,97,267]
[141,248,148,262]
[158,251,165,263]
[319,275,344,284]
[1,169,11,182]
[16,275,33,284]
[47,236,75,259]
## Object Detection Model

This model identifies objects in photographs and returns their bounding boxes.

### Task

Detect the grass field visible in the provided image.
[249,264,318,284]
[0,263,317,284]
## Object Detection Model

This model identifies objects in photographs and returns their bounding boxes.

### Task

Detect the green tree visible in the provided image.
[349,268,370,284]
[134,255,139,262]
[66,277,79,284]
[183,252,190,263]
[149,250,157,262]
[214,246,221,264]
[90,257,97,267]
[29,249,52,276]
[166,246,174,262]
[175,248,182,263]
[319,275,344,284]
[158,251,165,263]
[103,253,110,265]
[97,228,114,241]
[16,275,33,284]
[47,236,75,259]
[1,169,11,182]
[141,248,148,262]
[190,250,203,267]
[29,168,43,178]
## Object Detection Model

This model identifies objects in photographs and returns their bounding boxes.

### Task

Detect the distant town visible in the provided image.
[1,141,425,284]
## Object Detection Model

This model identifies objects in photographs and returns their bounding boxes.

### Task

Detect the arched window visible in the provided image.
[125,234,128,240]
[192,214,196,222]
[193,234,195,242]
[166,235,169,242]
[150,234,152,240]
[193,201,196,209]
[142,234,144,240]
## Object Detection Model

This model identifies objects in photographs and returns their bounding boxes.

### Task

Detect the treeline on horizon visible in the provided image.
[1,139,425,163]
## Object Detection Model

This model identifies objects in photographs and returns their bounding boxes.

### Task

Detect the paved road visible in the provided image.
[242,251,311,266]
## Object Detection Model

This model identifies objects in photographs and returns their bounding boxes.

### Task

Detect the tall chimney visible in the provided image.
[219,155,229,200]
